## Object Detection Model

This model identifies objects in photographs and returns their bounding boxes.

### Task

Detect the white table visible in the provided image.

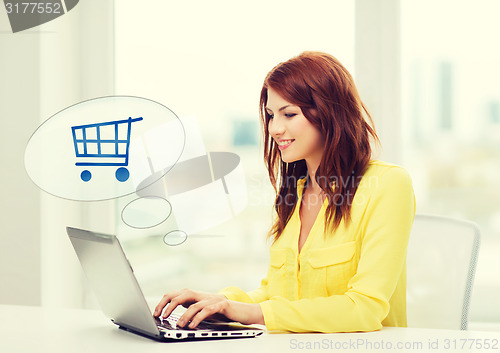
[1,305,498,353]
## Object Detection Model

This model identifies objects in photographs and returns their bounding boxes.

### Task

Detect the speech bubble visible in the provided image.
[163,230,188,246]
[121,197,171,229]
[24,95,185,201]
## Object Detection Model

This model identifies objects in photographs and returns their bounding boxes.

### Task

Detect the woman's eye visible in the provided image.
[267,114,274,119]
[285,113,297,118]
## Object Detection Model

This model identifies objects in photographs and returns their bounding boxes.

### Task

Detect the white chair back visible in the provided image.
[406,214,480,330]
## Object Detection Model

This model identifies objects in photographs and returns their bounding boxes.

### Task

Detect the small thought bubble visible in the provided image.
[24,96,185,201]
[121,197,171,229]
[163,230,187,246]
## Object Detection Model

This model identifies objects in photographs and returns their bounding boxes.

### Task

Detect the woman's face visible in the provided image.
[266,88,324,165]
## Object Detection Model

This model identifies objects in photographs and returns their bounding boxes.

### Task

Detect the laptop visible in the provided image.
[66,227,264,342]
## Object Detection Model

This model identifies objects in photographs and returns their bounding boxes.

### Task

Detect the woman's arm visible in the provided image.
[218,276,270,304]
[154,289,264,328]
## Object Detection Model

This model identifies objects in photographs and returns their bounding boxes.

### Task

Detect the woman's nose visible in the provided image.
[268,117,285,137]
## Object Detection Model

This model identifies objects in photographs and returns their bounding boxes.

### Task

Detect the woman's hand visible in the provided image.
[153,288,264,329]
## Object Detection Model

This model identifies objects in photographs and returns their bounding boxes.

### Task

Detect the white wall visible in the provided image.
[355,0,401,164]
[0,0,116,307]
[39,0,116,308]
[0,10,42,306]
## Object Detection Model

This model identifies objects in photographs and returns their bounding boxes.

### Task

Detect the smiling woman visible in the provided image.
[155,51,416,333]
[260,52,379,239]
[265,88,325,165]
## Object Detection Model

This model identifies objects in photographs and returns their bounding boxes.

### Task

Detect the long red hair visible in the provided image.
[260,51,379,241]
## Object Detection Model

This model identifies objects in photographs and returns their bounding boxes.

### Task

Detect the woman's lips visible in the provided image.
[277,139,294,150]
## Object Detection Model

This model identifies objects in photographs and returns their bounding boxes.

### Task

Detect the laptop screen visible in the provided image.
[66,227,160,337]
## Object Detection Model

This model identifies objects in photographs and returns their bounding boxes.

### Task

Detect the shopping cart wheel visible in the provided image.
[116,167,130,182]
[81,170,92,182]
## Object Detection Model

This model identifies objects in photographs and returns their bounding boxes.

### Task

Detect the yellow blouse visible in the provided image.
[219,160,416,332]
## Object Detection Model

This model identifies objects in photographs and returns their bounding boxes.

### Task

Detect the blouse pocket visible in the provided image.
[307,241,357,296]
[267,248,287,297]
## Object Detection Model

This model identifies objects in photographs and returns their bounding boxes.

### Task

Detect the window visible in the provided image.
[401,0,500,325]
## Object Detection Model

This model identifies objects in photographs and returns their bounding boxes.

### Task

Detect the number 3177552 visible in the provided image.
[5,2,62,14]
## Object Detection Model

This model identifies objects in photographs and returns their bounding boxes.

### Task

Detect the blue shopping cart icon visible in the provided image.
[71,117,143,182]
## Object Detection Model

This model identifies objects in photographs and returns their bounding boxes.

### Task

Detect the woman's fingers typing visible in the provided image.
[179,299,228,328]
[153,289,232,328]
[153,289,195,318]
[153,289,264,328]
